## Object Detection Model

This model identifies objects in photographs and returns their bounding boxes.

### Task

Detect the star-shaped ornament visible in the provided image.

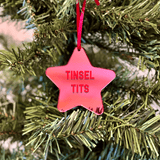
[46,47,116,115]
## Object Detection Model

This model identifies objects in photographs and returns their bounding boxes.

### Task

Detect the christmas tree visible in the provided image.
[0,0,160,159]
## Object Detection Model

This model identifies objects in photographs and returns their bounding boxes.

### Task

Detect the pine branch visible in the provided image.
[85,140,160,160]
[0,146,43,160]
[23,105,160,159]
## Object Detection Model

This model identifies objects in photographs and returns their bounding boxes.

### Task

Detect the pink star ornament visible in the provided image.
[46,47,116,115]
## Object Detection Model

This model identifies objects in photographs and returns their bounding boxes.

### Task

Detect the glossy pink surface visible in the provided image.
[46,47,116,115]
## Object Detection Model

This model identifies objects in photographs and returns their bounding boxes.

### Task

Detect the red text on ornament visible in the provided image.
[71,84,89,93]
[66,71,94,80]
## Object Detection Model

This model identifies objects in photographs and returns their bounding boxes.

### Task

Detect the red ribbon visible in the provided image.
[76,0,100,51]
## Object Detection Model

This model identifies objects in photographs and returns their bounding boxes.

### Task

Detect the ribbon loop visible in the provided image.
[76,0,100,51]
